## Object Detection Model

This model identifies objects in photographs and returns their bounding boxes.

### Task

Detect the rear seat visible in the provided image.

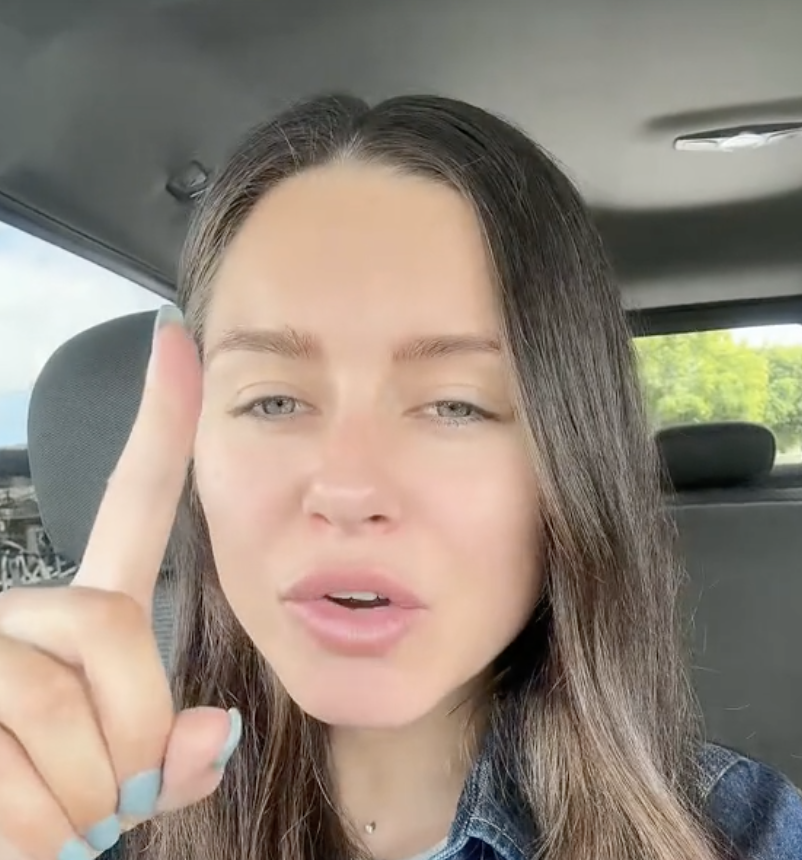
[660,424,802,786]
[24,312,802,785]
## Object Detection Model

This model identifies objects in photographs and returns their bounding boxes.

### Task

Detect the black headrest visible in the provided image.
[0,447,30,480]
[27,311,157,565]
[656,422,776,491]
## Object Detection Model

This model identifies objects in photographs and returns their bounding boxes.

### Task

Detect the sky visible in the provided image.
[735,324,802,347]
[0,223,162,447]
[1,222,800,449]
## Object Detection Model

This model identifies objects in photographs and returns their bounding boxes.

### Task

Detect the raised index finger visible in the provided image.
[74,306,202,613]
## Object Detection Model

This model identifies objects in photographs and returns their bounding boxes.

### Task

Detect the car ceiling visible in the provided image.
[1,0,801,310]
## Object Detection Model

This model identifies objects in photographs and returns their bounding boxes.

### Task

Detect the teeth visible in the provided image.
[327,591,383,601]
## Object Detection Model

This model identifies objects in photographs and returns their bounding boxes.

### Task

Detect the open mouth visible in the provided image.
[285,583,423,656]
[325,591,392,609]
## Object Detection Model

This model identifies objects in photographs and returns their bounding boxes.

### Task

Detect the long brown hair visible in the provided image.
[129,94,730,860]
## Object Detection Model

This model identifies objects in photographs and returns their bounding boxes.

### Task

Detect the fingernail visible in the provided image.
[151,304,184,349]
[213,707,243,769]
[57,839,94,860]
[118,768,162,818]
[147,306,184,384]
[155,304,184,332]
[84,814,121,851]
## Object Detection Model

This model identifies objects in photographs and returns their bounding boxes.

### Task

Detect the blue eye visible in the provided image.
[234,397,495,426]
[244,395,301,418]
[430,401,493,425]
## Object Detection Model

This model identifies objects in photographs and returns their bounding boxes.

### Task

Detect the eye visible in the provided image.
[242,395,304,419]
[427,400,494,426]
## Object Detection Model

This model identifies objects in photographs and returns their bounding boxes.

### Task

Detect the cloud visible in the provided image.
[0,223,164,446]
[0,223,163,396]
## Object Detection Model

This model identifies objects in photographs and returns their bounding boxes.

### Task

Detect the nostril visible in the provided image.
[302,483,398,530]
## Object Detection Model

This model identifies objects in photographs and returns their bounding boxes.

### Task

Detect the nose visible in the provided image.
[302,420,400,534]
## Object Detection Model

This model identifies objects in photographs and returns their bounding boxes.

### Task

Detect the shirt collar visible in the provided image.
[444,726,538,860]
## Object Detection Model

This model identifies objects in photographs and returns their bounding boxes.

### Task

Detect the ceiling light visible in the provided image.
[674,122,802,152]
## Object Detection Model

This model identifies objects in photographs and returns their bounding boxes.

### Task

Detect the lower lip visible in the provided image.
[285,599,422,657]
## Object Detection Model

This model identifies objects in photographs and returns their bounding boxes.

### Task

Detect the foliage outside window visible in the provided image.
[635,327,802,464]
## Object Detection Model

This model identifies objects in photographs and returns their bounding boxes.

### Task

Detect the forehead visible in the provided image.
[206,162,499,338]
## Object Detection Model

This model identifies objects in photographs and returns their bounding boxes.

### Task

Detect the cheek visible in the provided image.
[424,443,542,637]
[193,422,294,566]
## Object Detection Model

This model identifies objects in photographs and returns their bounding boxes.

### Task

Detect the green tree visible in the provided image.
[763,345,802,454]
[635,331,769,427]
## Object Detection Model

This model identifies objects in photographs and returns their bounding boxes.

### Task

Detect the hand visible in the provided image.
[0,309,240,860]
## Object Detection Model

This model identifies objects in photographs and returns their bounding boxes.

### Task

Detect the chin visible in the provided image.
[276,663,444,728]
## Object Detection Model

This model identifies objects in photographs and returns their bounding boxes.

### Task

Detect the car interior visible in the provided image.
[0,0,801,789]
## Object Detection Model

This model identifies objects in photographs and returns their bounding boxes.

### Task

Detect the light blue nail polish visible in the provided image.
[85,814,121,851]
[151,304,184,350]
[57,838,93,860]
[213,707,243,769]
[155,304,184,330]
[118,768,162,817]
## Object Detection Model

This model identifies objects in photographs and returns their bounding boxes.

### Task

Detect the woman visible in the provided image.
[0,94,800,860]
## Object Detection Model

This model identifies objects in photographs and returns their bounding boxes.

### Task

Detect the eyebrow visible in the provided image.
[205,326,501,363]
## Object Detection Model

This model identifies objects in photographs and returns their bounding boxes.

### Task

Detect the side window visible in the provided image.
[0,223,163,589]
[635,324,802,465]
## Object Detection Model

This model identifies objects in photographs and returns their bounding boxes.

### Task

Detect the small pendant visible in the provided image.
[364,822,377,835]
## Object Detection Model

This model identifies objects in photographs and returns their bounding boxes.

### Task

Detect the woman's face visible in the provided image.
[194,162,542,727]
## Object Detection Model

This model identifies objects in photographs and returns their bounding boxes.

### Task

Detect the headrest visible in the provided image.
[27,311,157,566]
[656,422,776,491]
[0,447,30,480]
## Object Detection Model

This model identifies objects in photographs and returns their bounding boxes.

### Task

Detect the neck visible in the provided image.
[329,685,490,860]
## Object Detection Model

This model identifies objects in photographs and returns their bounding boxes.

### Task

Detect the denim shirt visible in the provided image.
[105,741,802,860]
[438,741,802,860]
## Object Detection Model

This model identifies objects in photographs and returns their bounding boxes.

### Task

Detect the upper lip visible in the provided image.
[283,569,425,609]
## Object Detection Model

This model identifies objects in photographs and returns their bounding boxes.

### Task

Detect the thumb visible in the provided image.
[159,707,242,811]
[126,706,242,824]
